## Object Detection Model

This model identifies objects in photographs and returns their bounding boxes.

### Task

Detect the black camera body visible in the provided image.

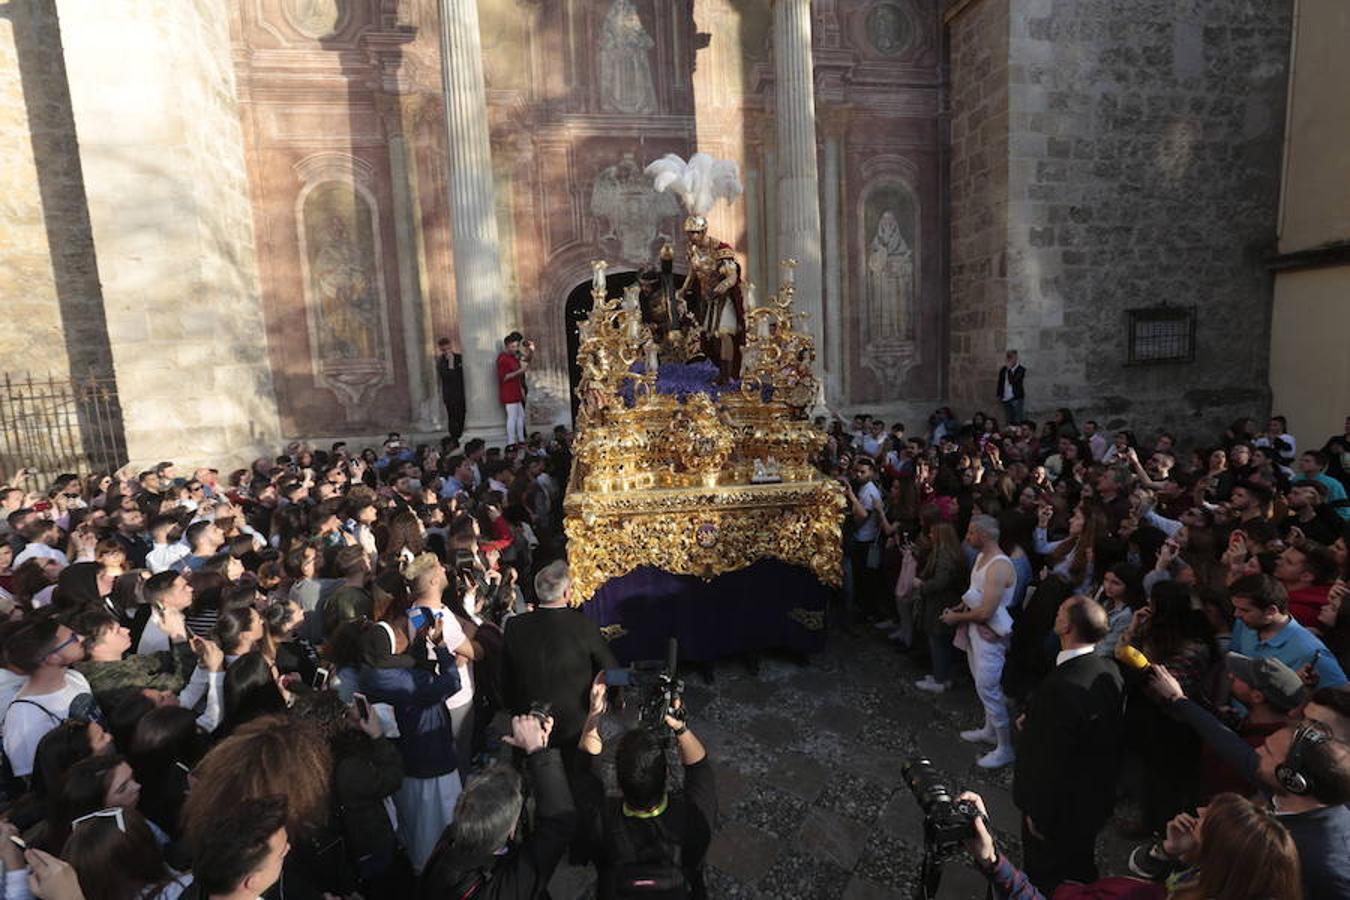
[606,638,684,732]
[902,757,981,853]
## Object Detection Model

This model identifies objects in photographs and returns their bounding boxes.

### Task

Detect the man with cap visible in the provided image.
[1203,653,1308,799]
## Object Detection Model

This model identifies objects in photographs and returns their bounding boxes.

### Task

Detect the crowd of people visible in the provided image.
[0,390,1348,898]
[829,402,1350,898]
[0,428,720,899]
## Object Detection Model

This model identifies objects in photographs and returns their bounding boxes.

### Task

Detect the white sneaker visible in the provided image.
[887,628,907,640]
[914,676,949,694]
[959,724,997,745]
[872,619,897,630]
[977,744,1016,768]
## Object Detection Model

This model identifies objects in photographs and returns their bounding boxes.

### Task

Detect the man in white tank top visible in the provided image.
[940,514,1017,768]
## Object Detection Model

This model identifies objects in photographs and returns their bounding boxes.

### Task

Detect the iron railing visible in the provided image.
[0,373,127,491]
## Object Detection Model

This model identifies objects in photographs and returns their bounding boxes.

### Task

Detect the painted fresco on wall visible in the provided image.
[296,178,394,422]
[599,0,658,114]
[303,182,382,360]
[858,180,922,396]
[864,187,918,341]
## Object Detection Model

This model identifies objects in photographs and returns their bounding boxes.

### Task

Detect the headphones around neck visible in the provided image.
[1275,721,1330,796]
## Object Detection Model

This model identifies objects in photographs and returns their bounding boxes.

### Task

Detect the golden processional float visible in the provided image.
[562,154,843,656]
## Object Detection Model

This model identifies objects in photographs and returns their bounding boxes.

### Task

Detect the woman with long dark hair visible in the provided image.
[1121,580,1217,832]
[911,514,967,694]
[63,806,190,900]
[217,651,288,738]
[1095,562,1146,658]
[293,690,412,894]
[127,705,208,840]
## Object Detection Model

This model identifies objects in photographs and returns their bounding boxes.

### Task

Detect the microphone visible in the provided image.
[1115,644,1151,673]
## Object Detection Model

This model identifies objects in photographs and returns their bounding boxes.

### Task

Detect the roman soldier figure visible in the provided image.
[680,216,745,383]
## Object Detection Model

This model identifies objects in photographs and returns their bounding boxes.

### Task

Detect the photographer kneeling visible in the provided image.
[955,790,1300,900]
[575,675,717,899]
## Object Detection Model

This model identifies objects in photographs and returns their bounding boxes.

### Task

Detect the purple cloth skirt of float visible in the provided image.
[583,561,830,664]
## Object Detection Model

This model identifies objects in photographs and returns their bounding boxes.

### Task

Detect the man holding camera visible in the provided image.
[1012,595,1124,892]
[575,677,717,899]
[421,712,577,899]
[497,331,535,446]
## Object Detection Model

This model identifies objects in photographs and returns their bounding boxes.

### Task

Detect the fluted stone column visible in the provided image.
[822,133,843,403]
[772,0,825,371]
[438,0,507,436]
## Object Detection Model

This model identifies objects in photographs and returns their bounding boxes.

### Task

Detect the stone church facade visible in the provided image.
[0,0,1293,466]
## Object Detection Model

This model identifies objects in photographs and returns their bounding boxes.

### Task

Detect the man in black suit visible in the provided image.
[1012,595,1124,892]
[436,337,466,445]
[996,350,1026,424]
[503,560,618,752]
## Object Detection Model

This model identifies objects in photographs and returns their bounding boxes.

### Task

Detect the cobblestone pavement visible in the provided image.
[548,627,1136,899]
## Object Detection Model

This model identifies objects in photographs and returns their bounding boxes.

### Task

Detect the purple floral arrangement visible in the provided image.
[618,361,772,406]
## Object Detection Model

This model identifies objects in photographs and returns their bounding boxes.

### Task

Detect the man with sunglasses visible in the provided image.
[2,619,99,779]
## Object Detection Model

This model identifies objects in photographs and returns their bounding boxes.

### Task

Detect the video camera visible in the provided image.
[902,757,981,854]
[605,638,684,732]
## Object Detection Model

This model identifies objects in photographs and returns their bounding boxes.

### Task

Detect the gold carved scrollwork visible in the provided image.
[564,480,845,603]
[565,259,842,603]
[788,608,827,631]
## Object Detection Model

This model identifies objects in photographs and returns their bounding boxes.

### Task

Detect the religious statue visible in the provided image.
[599,0,658,115]
[645,153,746,383]
[867,210,915,340]
[680,216,745,383]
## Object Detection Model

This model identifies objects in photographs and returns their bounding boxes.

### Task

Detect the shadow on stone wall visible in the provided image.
[5,0,126,464]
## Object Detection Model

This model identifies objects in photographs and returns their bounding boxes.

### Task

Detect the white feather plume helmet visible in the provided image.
[644,152,744,217]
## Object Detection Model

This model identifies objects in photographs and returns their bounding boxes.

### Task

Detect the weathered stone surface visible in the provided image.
[950,0,1291,441]
[57,0,281,467]
[948,0,1012,415]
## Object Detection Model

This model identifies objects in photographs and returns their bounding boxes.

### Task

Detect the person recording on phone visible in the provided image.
[497,332,535,447]
[1228,574,1347,689]
[502,561,616,754]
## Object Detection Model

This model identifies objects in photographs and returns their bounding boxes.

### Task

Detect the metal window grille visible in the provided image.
[1126,306,1196,365]
[0,373,127,491]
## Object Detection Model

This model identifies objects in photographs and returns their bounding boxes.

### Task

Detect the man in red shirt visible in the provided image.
[1276,542,1340,627]
[496,331,532,445]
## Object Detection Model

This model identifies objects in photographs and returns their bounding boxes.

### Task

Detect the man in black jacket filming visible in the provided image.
[420,713,575,900]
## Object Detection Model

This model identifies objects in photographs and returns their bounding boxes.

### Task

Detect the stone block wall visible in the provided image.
[1001,0,1291,440]
[56,0,281,467]
[946,0,1010,415]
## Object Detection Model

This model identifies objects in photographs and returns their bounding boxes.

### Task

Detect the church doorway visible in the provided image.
[564,269,685,423]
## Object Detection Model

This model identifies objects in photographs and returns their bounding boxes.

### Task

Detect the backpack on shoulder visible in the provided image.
[601,800,689,900]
